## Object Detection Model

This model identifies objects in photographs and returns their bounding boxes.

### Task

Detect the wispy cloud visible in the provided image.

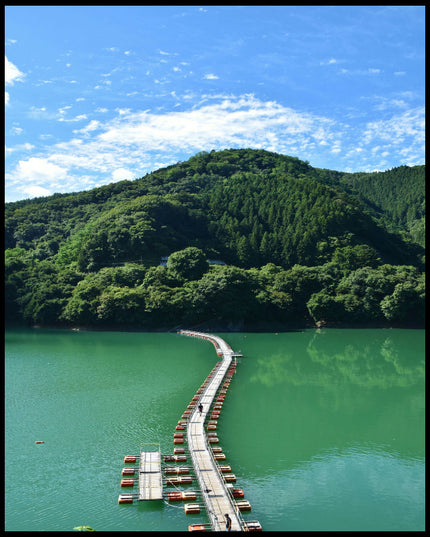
[320,58,341,66]
[5,56,25,106]
[5,94,425,200]
[361,106,424,166]
[5,57,24,85]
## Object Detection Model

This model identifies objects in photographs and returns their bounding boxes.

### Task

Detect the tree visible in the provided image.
[273,264,322,317]
[166,247,209,282]
[307,290,342,324]
[236,235,253,267]
[96,286,146,325]
[4,149,425,328]
[191,265,258,322]
[143,285,190,327]
[332,244,381,273]
[380,282,425,323]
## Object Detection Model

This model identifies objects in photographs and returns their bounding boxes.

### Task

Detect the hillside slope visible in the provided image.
[4,149,425,329]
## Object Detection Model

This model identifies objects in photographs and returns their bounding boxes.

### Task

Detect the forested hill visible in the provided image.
[5,148,425,329]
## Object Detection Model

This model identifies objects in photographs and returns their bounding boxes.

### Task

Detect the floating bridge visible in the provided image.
[118,330,261,532]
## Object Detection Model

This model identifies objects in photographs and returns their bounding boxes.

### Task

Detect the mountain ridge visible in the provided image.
[4,148,425,329]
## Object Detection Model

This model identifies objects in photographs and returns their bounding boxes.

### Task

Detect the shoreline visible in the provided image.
[5,319,425,333]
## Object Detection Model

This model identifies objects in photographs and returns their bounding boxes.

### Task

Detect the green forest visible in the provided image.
[4,148,425,330]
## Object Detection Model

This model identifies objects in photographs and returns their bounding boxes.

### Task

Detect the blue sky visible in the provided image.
[5,5,425,202]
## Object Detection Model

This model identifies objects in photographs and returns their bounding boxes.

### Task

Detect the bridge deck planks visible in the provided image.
[138,450,163,501]
[182,331,243,531]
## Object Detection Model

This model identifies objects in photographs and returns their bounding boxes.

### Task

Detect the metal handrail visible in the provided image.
[190,374,246,528]
[204,431,249,531]
[180,330,249,531]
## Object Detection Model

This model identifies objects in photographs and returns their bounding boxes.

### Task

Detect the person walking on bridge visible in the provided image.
[198,403,203,415]
[225,513,232,531]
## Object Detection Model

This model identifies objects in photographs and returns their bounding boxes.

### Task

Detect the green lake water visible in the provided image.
[5,328,425,531]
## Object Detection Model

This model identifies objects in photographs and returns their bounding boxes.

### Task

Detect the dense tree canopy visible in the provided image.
[4,148,425,329]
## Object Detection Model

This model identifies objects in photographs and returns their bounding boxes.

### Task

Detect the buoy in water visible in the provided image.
[236,500,252,511]
[165,466,190,475]
[121,467,135,476]
[118,494,134,504]
[166,475,192,485]
[244,520,262,531]
[184,503,200,514]
[167,491,182,502]
[188,523,207,531]
[182,491,197,501]
[218,465,232,473]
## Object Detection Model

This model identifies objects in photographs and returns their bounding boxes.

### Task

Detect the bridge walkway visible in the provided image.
[179,330,243,531]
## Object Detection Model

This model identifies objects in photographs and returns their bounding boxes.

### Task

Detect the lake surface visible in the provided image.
[5,328,425,531]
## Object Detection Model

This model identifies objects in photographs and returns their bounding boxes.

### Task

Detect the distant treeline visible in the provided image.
[4,149,425,329]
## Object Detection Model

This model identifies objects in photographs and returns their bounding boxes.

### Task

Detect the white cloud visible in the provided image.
[5,57,25,106]
[355,106,425,166]
[6,157,71,199]
[22,185,53,198]
[362,107,424,145]
[58,114,88,123]
[320,58,340,66]
[5,57,25,85]
[203,74,219,80]
[74,120,101,134]
[5,142,34,154]
[5,95,425,201]
[10,126,23,135]
[16,157,68,182]
[96,95,337,153]
[339,67,382,76]
[330,142,342,154]
[7,94,341,199]
[112,168,135,182]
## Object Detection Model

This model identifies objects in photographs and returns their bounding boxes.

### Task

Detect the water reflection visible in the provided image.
[240,443,425,531]
[224,329,424,478]
[249,329,424,390]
